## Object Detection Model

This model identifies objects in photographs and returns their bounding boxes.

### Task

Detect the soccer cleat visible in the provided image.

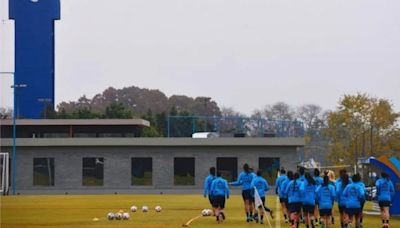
[382,224,389,228]
[260,219,264,224]
[285,219,289,223]
[246,216,251,222]
[220,212,225,220]
[270,210,274,219]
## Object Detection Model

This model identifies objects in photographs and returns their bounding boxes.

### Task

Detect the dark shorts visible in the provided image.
[360,200,365,210]
[302,205,315,214]
[319,209,332,216]
[346,208,361,217]
[379,201,391,208]
[338,205,346,214]
[208,195,213,205]
[289,202,302,214]
[212,196,226,209]
[279,198,287,203]
[242,189,252,201]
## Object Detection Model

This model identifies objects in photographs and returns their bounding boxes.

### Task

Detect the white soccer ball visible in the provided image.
[122,212,130,220]
[130,205,137,212]
[107,212,115,220]
[155,206,162,212]
[115,212,123,220]
[202,209,212,217]
[142,205,149,212]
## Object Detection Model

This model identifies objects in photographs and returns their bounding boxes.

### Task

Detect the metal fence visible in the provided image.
[167,115,304,138]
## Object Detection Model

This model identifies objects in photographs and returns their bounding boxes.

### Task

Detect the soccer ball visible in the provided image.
[142,205,149,212]
[115,212,123,220]
[130,205,137,212]
[122,212,130,220]
[202,209,212,217]
[155,206,162,212]
[107,212,115,220]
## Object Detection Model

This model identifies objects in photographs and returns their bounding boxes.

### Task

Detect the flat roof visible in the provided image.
[0,119,150,127]
[0,137,305,147]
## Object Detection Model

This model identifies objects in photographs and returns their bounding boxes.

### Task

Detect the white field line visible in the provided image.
[275,197,281,228]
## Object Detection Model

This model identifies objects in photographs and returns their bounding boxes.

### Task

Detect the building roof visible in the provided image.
[0,137,305,147]
[0,119,150,127]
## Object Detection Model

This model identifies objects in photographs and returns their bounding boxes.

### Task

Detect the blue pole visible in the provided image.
[12,77,16,195]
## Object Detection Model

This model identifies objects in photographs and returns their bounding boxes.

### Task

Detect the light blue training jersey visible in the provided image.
[276,175,288,198]
[285,179,303,203]
[336,182,348,207]
[316,184,336,210]
[210,177,230,197]
[231,171,255,190]
[301,179,317,206]
[376,178,395,202]
[203,174,216,197]
[251,176,269,198]
[342,183,364,209]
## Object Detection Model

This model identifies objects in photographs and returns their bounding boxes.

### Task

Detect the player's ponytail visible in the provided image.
[322,175,329,187]
[293,172,300,187]
[305,172,316,185]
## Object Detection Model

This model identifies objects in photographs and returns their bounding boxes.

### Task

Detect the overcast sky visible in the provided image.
[1,0,399,115]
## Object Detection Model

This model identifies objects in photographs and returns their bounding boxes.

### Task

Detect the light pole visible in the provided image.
[0,71,17,195]
[11,84,27,119]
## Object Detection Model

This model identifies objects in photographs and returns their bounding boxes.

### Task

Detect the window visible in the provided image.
[217,157,237,182]
[33,158,54,186]
[259,157,280,185]
[82,157,104,186]
[131,158,152,186]
[174,158,195,185]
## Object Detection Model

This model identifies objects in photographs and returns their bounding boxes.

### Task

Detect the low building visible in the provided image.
[0,119,304,194]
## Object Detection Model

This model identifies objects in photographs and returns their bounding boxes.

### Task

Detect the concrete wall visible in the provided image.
[1,145,300,194]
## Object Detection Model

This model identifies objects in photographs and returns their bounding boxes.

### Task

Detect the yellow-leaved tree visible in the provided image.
[325,93,399,166]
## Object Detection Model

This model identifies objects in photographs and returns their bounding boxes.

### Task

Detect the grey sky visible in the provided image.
[1,0,400,115]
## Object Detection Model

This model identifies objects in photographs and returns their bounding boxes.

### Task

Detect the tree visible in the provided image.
[0,107,12,119]
[296,104,325,131]
[104,102,133,119]
[263,102,294,121]
[325,93,399,166]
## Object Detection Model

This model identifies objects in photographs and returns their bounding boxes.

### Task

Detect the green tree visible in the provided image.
[104,102,133,119]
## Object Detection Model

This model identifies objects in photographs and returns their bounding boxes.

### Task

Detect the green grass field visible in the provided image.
[1,195,399,227]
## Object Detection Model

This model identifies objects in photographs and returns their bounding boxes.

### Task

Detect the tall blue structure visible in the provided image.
[9,0,60,119]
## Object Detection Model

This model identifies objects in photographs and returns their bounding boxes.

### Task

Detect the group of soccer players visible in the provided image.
[203,164,274,224]
[276,167,395,228]
[203,164,395,227]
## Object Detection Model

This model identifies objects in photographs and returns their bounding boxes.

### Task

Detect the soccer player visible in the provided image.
[203,167,216,214]
[282,171,294,223]
[301,172,317,228]
[316,175,336,228]
[251,169,273,224]
[230,163,255,222]
[276,168,289,222]
[285,172,303,228]
[336,173,350,228]
[376,172,395,228]
[354,173,366,227]
[343,174,365,228]
[313,169,323,225]
[210,171,230,223]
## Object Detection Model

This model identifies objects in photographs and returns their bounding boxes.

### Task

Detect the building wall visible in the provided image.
[8,145,299,194]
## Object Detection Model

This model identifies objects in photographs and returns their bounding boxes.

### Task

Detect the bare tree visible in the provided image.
[263,102,294,121]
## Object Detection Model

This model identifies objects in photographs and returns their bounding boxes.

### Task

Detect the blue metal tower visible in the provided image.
[9,0,60,119]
